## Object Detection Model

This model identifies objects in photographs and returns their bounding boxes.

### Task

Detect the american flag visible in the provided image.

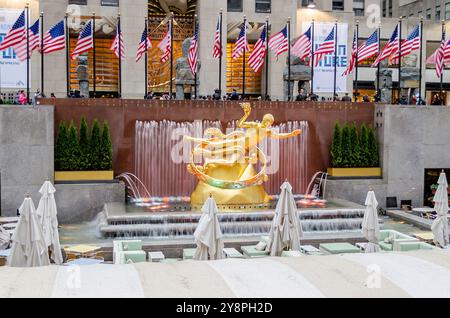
[0,10,26,52]
[390,24,420,64]
[357,29,379,63]
[342,30,357,76]
[313,26,335,67]
[42,20,65,54]
[14,18,40,62]
[188,22,199,75]
[110,24,125,60]
[232,22,249,59]
[71,20,94,60]
[291,25,312,61]
[158,21,172,64]
[135,26,152,62]
[212,15,222,58]
[268,25,288,60]
[427,38,448,78]
[248,24,267,73]
[372,24,399,67]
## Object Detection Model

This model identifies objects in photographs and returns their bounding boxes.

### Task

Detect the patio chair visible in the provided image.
[223,248,244,259]
[397,241,434,251]
[378,230,419,251]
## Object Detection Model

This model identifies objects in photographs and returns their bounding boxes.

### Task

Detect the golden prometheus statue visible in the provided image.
[185,102,301,210]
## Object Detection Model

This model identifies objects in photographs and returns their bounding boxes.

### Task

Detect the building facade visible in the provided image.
[0,0,449,103]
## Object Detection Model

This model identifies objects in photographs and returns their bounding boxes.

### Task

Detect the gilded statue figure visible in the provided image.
[185,102,301,210]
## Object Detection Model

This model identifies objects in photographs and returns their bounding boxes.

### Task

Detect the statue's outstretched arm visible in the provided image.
[268,129,302,139]
[238,102,259,129]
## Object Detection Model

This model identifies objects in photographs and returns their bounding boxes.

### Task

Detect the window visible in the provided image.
[436,5,441,20]
[101,0,119,6]
[382,0,386,17]
[446,2,450,19]
[389,0,393,17]
[354,0,364,16]
[426,8,432,19]
[69,0,87,4]
[332,0,344,10]
[256,0,271,13]
[228,0,243,12]
[418,10,422,17]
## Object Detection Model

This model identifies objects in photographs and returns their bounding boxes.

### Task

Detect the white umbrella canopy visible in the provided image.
[0,225,9,250]
[362,190,381,253]
[193,196,224,260]
[431,172,449,248]
[267,181,303,256]
[8,197,50,267]
[36,181,63,265]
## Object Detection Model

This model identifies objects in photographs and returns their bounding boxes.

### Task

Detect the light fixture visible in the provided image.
[307,1,317,9]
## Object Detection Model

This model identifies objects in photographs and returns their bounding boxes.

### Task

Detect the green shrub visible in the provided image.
[99,121,113,170]
[349,123,360,167]
[55,122,68,171]
[359,123,370,167]
[330,122,343,168]
[79,117,90,170]
[368,126,379,167]
[67,121,81,171]
[341,123,352,167]
[89,119,102,170]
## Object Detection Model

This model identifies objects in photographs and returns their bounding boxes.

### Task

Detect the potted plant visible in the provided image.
[54,118,114,182]
[430,184,438,195]
[327,122,382,178]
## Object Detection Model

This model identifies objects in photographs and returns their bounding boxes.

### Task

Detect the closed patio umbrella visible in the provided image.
[431,171,449,248]
[8,196,50,267]
[0,225,9,250]
[36,181,63,265]
[267,181,302,256]
[362,190,380,253]
[193,196,224,260]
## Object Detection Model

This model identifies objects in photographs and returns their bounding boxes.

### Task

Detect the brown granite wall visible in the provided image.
[42,99,375,183]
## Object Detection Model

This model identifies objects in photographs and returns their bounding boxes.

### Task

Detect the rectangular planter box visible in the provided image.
[55,171,114,182]
[327,167,382,178]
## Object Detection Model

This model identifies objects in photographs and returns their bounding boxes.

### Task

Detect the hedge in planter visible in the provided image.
[341,123,352,168]
[359,123,370,167]
[331,122,343,168]
[349,123,360,167]
[89,119,102,170]
[55,122,69,171]
[368,126,379,167]
[99,121,113,170]
[79,117,90,170]
[67,121,81,171]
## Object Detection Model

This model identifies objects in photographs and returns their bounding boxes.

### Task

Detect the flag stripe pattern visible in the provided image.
[313,26,335,67]
[268,25,288,59]
[232,22,249,59]
[357,29,379,63]
[71,20,94,60]
[188,22,199,75]
[212,16,222,58]
[43,20,65,54]
[342,30,357,76]
[110,24,125,60]
[291,25,312,60]
[248,25,267,73]
[429,37,447,78]
[391,24,420,63]
[0,11,26,52]
[158,21,172,64]
[372,25,399,67]
[136,26,152,62]
[14,18,40,61]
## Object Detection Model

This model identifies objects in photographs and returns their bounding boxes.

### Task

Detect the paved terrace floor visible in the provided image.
[1,249,450,298]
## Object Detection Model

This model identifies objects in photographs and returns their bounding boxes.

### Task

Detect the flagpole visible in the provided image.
[355,21,359,102]
[26,3,30,104]
[311,19,315,96]
[40,12,44,96]
[194,14,198,99]
[418,17,423,103]
[145,17,148,98]
[377,23,381,102]
[287,17,291,101]
[118,13,122,98]
[65,13,70,97]
[333,19,338,101]
[169,12,174,99]
[265,16,269,100]
[219,8,223,97]
[93,12,96,98]
[242,15,246,100]
[398,17,402,105]
[441,20,445,105]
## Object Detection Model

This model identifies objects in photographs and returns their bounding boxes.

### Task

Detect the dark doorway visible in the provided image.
[424,168,450,207]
